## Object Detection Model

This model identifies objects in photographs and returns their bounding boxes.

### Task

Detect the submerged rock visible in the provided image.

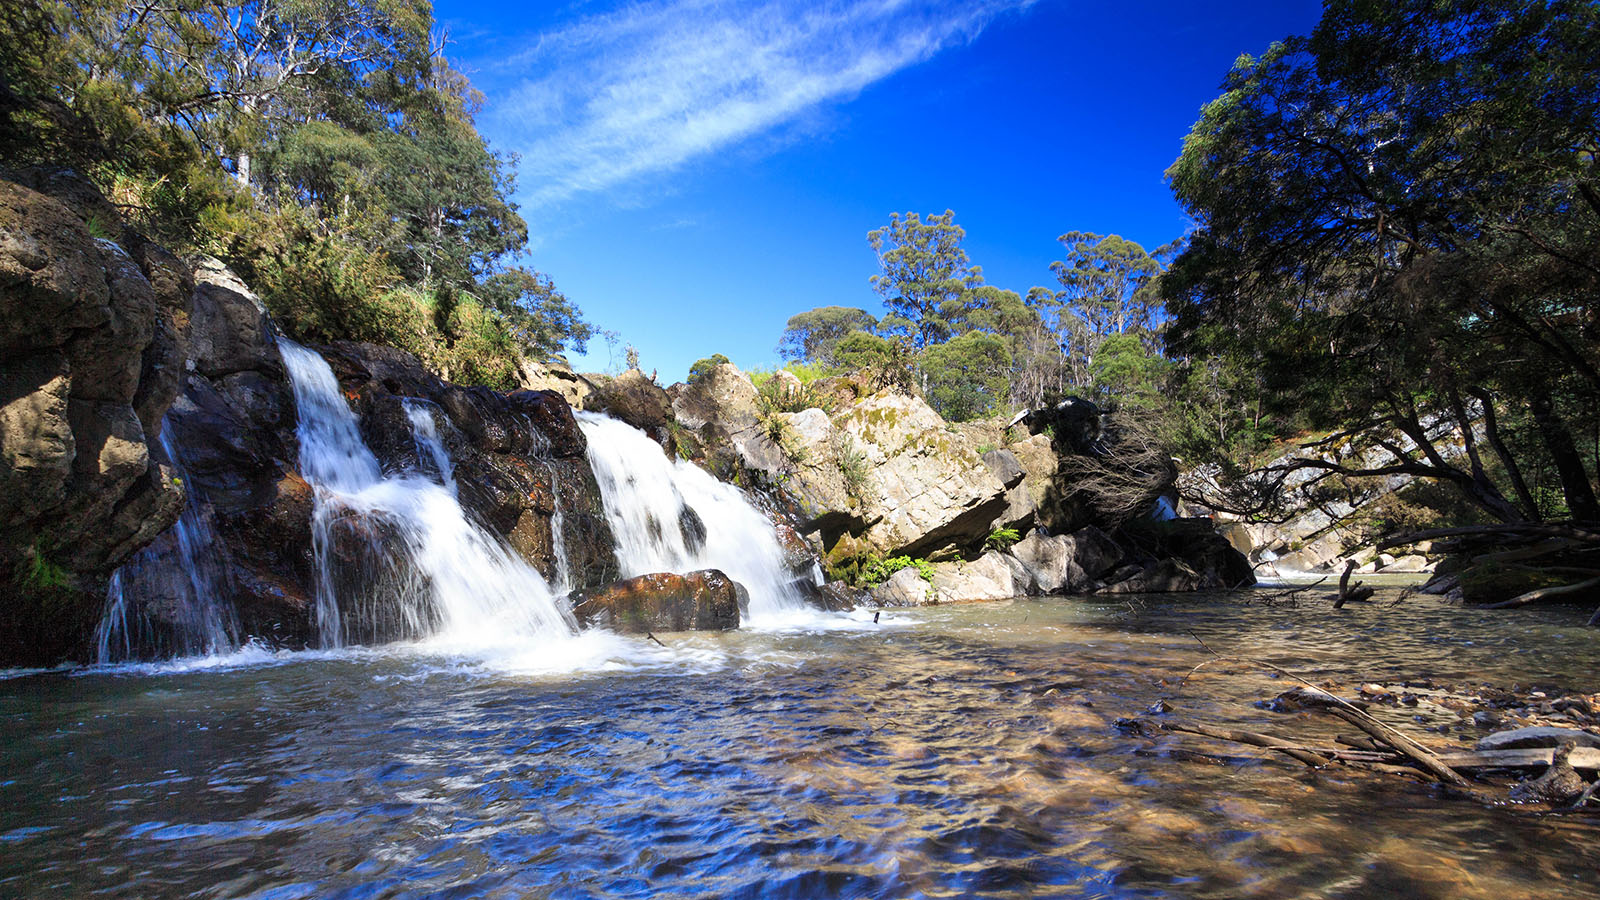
[569,569,744,632]
[1477,726,1600,753]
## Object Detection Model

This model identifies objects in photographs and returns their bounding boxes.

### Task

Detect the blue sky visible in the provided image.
[433,0,1323,381]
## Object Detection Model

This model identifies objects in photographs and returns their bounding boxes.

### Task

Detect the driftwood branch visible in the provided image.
[1153,719,1330,767]
[1483,576,1600,610]
[1281,687,1470,787]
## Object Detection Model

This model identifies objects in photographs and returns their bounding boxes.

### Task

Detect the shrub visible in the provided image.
[860,555,935,587]
[985,527,1021,551]
[688,354,730,382]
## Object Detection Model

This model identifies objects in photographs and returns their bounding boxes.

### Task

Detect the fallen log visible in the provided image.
[1483,575,1600,610]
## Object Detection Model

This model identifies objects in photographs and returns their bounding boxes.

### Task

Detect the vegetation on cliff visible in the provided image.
[0,0,592,389]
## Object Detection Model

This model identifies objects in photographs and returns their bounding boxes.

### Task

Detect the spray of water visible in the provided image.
[576,411,833,628]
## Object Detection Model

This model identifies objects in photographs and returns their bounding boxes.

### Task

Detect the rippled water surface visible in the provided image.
[3,591,1599,899]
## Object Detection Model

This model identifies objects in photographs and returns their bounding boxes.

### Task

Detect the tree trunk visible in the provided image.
[1530,395,1600,522]
[1469,387,1539,521]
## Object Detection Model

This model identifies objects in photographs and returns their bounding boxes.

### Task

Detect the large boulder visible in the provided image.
[869,567,934,607]
[0,175,192,664]
[584,369,673,443]
[818,392,1008,562]
[569,569,745,632]
[1009,530,1089,594]
[930,551,1027,602]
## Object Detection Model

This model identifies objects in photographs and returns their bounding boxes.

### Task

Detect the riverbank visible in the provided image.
[3,588,1596,899]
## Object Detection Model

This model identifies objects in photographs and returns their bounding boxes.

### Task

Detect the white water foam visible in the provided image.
[576,411,864,631]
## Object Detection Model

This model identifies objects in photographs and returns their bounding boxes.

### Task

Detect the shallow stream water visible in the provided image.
[3,590,1598,899]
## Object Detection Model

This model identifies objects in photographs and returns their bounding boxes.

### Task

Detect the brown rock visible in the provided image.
[570,569,745,632]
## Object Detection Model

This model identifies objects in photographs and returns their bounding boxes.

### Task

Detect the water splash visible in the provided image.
[95,419,239,663]
[278,339,576,650]
[576,411,822,627]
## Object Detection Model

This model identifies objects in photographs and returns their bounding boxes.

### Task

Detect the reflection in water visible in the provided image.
[2,591,1598,899]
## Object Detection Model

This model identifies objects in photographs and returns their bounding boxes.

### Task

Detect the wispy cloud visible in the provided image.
[482,0,1035,209]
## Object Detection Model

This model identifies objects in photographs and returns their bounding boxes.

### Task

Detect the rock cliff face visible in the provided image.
[0,173,191,664]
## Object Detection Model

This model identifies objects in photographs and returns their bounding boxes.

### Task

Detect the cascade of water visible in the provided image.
[94,421,239,663]
[546,466,573,593]
[576,411,814,625]
[402,399,455,492]
[279,339,575,649]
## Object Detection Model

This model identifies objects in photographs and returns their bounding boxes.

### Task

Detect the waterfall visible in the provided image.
[576,412,814,625]
[95,421,239,663]
[403,399,455,493]
[278,340,575,649]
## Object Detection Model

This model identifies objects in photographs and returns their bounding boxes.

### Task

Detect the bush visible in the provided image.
[689,353,730,383]
[984,527,1021,551]
[755,371,837,416]
[860,555,935,587]
[832,331,914,392]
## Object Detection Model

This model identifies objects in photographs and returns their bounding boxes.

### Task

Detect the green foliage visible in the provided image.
[867,210,983,349]
[831,331,915,392]
[753,369,837,416]
[439,293,524,391]
[750,360,832,389]
[0,0,595,392]
[919,331,1011,422]
[1163,0,1600,523]
[18,544,70,591]
[475,267,593,360]
[1090,332,1170,410]
[688,354,731,383]
[833,431,870,500]
[984,527,1021,551]
[859,555,935,587]
[778,306,877,364]
[975,443,996,455]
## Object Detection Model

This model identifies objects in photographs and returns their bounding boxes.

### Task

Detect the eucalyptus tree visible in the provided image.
[867,209,984,349]
[1163,0,1600,522]
[1034,232,1165,391]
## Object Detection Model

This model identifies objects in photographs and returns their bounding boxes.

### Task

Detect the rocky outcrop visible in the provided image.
[0,174,191,664]
[569,569,745,632]
[668,362,789,481]
[1185,418,1472,574]
[584,369,674,444]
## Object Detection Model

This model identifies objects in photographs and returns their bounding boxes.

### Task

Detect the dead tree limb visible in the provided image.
[1482,576,1600,610]
[1154,719,1330,767]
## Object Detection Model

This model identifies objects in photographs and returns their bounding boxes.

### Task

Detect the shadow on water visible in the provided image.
[1,589,1598,899]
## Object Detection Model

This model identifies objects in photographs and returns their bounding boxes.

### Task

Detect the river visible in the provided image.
[3,590,1597,899]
